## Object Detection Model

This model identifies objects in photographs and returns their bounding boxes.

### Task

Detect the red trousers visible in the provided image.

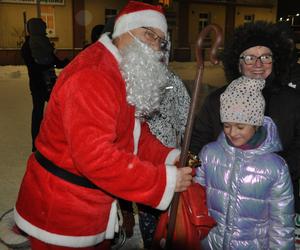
[29,237,111,250]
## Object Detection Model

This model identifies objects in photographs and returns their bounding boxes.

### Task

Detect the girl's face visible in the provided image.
[223,122,257,147]
[239,46,273,80]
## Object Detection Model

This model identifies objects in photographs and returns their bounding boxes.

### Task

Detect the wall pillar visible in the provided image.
[72,0,85,51]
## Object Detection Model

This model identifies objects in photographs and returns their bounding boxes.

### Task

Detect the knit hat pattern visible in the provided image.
[112,1,167,39]
[220,76,265,126]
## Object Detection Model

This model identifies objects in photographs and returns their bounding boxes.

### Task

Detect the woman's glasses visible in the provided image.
[239,54,273,65]
[142,27,169,51]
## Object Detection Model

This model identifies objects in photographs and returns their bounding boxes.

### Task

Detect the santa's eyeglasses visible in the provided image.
[142,27,169,51]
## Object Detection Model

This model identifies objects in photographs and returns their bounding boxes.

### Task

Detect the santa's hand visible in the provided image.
[175,167,193,192]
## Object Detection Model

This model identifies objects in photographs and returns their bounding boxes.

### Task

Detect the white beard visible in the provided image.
[119,37,170,118]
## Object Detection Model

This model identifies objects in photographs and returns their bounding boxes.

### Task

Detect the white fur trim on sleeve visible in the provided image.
[99,34,122,63]
[155,164,177,210]
[165,148,180,165]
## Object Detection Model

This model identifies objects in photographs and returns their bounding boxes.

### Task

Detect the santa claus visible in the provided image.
[14,1,192,249]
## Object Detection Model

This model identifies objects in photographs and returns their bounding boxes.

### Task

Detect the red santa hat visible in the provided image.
[112,1,167,39]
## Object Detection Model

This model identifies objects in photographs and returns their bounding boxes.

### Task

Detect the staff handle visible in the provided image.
[165,23,223,250]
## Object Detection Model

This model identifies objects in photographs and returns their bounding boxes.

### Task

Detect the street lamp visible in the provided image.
[286,13,300,26]
[36,0,41,18]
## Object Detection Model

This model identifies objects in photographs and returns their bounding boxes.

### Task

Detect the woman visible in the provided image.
[190,21,300,221]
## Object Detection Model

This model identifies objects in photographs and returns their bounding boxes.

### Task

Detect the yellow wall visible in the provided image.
[51,0,73,48]
[0,3,35,48]
[0,1,73,48]
[84,0,127,44]
[235,6,277,26]
[186,3,277,60]
[189,4,226,44]
[0,0,127,49]
[0,0,278,54]
[189,4,226,60]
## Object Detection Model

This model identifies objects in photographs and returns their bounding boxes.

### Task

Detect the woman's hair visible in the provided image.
[221,21,295,88]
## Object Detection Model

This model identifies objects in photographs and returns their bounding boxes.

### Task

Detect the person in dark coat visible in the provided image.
[27,18,55,65]
[189,21,300,224]
[83,24,105,49]
[21,18,69,152]
[287,61,300,92]
[279,24,300,93]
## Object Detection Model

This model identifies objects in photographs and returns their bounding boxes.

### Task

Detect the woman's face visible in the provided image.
[239,46,273,80]
[223,122,257,147]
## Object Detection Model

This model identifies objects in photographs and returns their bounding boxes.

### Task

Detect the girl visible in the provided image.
[195,76,295,249]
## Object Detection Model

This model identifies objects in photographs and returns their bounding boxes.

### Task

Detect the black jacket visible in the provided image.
[190,84,300,182]
[21,36,69,96]
[286,62,300,93]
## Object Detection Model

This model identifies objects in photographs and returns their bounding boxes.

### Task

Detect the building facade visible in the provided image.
[0,0,277,65]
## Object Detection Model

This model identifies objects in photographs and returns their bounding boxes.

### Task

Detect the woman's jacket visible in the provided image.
[195,117,295,249]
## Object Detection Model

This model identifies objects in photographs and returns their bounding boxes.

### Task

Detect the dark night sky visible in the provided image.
[277,0,300,19]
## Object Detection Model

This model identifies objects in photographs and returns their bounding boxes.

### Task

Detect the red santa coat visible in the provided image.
[14,34,179,248]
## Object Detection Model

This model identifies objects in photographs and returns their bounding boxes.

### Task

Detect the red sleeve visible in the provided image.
[138,122,172,164]
[59,69,177,209]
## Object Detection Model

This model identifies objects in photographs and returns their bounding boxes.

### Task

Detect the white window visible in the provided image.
[244,15,254,24]
[41,5,55,37]
[0,0,64,5]
[198,13,210,32]
[105,9,117,24]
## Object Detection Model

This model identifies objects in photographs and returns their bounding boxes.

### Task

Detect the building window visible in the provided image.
[158,0,170,7]
[41,5,55,37]
[244,15,254,24]
[0,0,64,4]
[105,9,117,24]
[198,12,210,32]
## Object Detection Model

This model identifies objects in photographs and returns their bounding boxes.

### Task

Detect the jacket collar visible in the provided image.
[99,33,122,64]
[218,116,282,157]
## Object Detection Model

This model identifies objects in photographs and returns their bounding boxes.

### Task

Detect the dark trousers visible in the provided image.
[294,179,300,214]
[138,205,160,249]
[31,91,46,152]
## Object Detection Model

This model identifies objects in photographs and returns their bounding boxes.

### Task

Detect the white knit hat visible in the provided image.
[220,76,265,126]
[112,1,167,39]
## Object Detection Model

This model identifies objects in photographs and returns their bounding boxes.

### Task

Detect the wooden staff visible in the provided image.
[165,24,223,249]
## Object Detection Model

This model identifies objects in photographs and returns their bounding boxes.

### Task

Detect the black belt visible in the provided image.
[34,151,99,189]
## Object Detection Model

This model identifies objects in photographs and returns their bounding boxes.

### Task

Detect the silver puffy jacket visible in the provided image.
[195,116,295,249]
